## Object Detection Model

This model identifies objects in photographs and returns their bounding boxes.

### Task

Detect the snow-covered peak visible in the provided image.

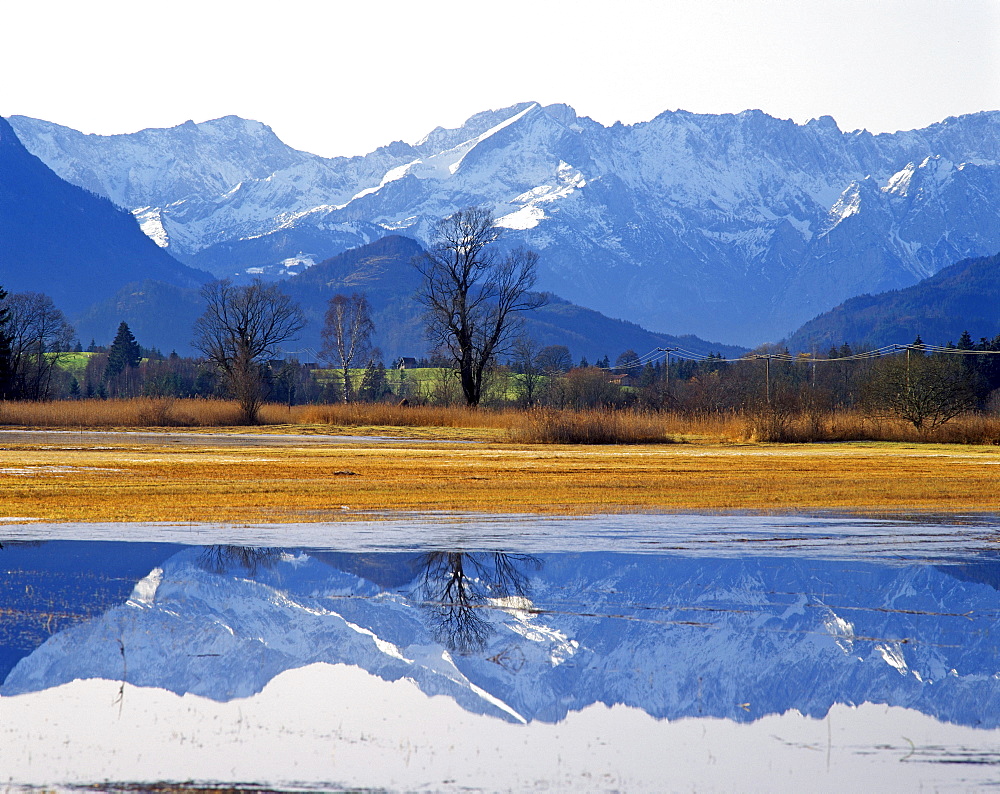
[415,102,537,153]
[828,181,864,224]
[883,155,958,198]
[807,114,840,129]
[193,115,272,135]
[349,102,544,205]
[496,160,588,230]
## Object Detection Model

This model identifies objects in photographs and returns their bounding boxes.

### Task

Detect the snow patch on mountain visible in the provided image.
[829,182,863,224]
[133,206,169,247]
[876,642,910,675]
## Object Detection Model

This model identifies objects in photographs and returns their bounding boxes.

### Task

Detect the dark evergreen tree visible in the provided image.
[104,321,142,383]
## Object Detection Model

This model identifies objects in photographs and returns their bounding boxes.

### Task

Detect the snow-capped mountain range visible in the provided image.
[5,544,1000,729]
[9,105,1000,343]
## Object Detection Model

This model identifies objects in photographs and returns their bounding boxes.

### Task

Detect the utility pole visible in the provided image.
[765,355,770,405]
[752,353,776,405]
[657,347,680,391]
[894,343,913,393]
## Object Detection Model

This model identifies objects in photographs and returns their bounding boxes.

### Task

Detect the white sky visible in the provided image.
[3,0,998,157]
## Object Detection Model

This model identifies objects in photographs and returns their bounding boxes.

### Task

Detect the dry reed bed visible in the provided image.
[297,402,514,430]
[0,398,246,428]
[2,399,1000,445]
[508,409,678,444]
[741,410,1000,445]
[0,399,515,431]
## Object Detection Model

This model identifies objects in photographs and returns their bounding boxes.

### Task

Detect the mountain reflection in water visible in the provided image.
[3,521,1000,789]
[3,539,1000,727]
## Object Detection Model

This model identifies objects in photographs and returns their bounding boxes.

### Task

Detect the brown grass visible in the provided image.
[737,409,1000,445]
[297,402,514,429]
[0,398,247,427]
[3,399,1000,446]
[0,399,517,432]
[2,436,1000,522]
[508,409,678,444]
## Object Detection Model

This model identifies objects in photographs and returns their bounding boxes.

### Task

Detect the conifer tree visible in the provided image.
[104,321,142,384]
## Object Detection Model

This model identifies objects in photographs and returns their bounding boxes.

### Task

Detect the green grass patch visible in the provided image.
[51,351,95,378]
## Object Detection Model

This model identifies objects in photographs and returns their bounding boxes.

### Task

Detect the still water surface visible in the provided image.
[2,514,1000,791]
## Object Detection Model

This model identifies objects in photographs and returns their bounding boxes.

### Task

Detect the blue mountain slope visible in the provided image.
[0,117,210,316]
[784,250,1000,350]
[280,234,746,361]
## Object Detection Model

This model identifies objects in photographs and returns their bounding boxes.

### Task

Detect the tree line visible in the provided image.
[3,208,1000,431]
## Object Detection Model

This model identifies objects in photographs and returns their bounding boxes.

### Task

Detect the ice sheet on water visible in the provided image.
[2,512,997,561]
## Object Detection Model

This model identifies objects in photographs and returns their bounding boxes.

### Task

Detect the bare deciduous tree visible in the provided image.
[511,336,543,407]
[863,353,977,433]
[192,279,305,423]
[4,291,74,400]
[535,344,572,375]
[0,286,14,399]
[198,545,282,576]
[415,206,545,406]
[320,293,380,403]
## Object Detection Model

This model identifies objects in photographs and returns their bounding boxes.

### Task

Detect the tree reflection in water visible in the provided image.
[198,545,282,576]
[419,552,541,654]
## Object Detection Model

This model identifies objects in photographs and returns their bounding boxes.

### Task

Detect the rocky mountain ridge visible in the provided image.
[9,105,1000,343]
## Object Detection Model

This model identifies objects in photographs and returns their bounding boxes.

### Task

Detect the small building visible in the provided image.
[397,357,418,370]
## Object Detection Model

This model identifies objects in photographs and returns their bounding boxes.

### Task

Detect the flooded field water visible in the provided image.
[2,513,1000,791]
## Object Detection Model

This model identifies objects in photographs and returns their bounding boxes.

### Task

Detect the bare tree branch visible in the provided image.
[2,292,74,400]
[415,207,545,406]
[192,279,305,423]
[320,293,380,403]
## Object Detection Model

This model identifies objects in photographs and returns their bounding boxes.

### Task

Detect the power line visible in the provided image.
[599,341,1000,372]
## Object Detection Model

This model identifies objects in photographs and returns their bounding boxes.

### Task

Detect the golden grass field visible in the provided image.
[2,424,999,523]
